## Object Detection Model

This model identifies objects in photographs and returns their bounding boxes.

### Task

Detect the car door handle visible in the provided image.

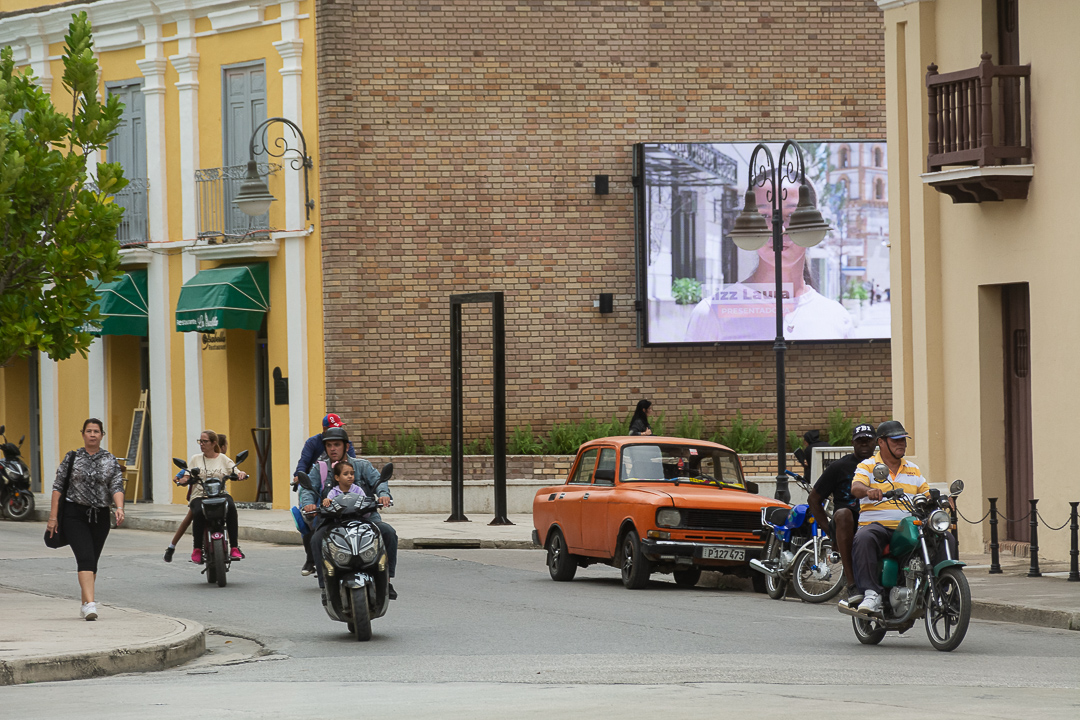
[583,493,590,499]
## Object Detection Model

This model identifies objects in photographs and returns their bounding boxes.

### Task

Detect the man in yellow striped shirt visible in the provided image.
[848,420,937,614]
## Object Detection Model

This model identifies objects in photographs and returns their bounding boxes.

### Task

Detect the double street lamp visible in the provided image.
[727,141,830,503]
[233,117,314,221]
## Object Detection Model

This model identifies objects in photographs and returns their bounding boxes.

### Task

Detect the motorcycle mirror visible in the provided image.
[294,472,314,492]
[18,435,25,446]
[949,479,965,495]
[380,462,394,482]
[873,463,890,480]
[235,449,249,465]
[0,425,5,435]
[172,458,189,470]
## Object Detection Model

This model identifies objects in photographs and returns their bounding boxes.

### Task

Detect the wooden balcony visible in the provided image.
[924,53,1032,203]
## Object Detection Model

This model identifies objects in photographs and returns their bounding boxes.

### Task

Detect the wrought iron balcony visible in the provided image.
[195,163,281,241]
[87,177,149,246]
[924,53,1032,203]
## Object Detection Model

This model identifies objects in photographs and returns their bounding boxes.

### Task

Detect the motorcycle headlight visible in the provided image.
[656,508,682,528]
[928,509,951,534]
[323,537,353,567]
[358,533,381,564]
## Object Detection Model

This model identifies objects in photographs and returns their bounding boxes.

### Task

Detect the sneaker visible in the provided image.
[230,547,244,560]
[857,589,882,615]
[388,583,398,601]
[163,546,175,563]
[191,548,203,564]
[81,602,98,621]
[301,561,316,576]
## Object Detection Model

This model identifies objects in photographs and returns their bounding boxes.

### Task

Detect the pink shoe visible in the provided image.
[191,549,203,564]
[230,547,244,560]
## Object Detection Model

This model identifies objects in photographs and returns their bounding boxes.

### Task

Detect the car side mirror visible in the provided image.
[294,472,314,492]
[172,458,189,470]
[744,480,759,495]
[380,463,394,482]
[235,450,249,465]
[594,468,615,485]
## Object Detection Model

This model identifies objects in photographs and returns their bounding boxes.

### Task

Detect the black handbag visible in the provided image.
[44,451,75,549]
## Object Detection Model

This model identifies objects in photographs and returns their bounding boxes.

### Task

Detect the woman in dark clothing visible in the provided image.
[628,399,653,436]
[46,418,125,621]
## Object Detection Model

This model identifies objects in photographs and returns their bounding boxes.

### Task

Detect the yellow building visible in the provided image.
[0,0,325,509]
[879,0,1075,560]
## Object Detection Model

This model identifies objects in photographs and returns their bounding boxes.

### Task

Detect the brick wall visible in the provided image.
[315,0,890,446]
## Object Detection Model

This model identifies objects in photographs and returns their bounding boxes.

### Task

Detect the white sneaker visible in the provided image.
[857,590,882,615]
[81,602,98,621]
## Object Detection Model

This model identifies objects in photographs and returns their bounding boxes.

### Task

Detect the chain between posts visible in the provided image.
[954,494,1079,579]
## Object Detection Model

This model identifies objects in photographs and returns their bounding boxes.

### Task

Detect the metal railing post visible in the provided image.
[988,497,1002,574]
[1027,498,1041,578]
[1069,502,1079,582]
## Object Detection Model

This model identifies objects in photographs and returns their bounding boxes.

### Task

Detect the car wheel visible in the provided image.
[546,528,577,582]
[620,529,651,589]
[673,567,702,587]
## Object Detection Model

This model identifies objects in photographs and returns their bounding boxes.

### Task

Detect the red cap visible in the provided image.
[322,413,344,429]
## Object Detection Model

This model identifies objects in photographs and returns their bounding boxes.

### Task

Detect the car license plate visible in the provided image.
[700,547,745,561]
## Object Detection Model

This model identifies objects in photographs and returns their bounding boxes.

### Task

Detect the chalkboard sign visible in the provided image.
[126,409,145,466]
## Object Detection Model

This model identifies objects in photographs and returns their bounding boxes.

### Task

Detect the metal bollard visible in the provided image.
[1069,502,1079,583]
[1027,498,1041,578]
[988,497,1002,574]
[949,497,959,553]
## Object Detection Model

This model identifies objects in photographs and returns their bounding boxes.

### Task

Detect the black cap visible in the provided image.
[876,420,910,440]
[852,424,875,441]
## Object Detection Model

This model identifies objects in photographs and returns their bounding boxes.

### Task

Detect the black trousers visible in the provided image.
[189,496,239,550]
[63,501,111,573]
[852,521,957,595]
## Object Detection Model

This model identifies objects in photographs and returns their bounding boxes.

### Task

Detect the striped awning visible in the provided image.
[175,263,269,333]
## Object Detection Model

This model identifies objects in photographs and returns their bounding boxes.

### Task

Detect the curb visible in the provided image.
[972,599,1080,632]
[0,616,205,686]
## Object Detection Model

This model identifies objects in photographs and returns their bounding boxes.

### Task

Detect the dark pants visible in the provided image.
[312,517,398,582]
[852,521,957,595]
[64,501,111,573]
[189,496,239,550]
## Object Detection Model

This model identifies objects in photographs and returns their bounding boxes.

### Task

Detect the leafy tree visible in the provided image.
[0,13,126,367]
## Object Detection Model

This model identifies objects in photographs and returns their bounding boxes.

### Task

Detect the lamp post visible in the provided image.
[727,141,830,503]
[233,116,314,221]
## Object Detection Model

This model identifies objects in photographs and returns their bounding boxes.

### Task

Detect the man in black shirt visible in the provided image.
[807,423,876,604]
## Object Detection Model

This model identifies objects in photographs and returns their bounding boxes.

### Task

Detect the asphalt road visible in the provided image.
[1,521,1079,718]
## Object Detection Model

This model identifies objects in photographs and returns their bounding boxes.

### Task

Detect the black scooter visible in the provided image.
[171,450,248,587]
[0,424,33,520]
[297,463,393,641]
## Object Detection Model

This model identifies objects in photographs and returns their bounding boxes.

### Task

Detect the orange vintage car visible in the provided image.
[532,436,789,590]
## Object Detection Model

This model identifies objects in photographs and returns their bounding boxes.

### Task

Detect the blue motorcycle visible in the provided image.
[749,470,845,602]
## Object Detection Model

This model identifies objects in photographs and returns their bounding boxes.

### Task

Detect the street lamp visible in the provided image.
[727,141,830,503]
[233,117,314,221]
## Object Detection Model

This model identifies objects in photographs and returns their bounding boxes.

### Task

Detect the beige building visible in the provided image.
[879,0,1075,560]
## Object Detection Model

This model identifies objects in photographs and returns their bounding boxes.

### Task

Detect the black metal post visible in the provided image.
[490,293,512,526]
[949,496,959,553]
[1068,501,1079,582]
[1027,498,1041,577]
[988,497,1002,574]
[447,302,468,522]
[772,205,789,505]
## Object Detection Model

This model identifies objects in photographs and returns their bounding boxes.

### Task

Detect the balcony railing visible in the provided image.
[926,53,1031,172]
[195,163,281,241]
[87,177,149,246]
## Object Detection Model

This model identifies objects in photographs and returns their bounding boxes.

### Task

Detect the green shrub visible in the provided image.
[649,410,666,437]
[463,437,493,455]
[672,277,703,305]
[389,427,423,455]
[673,410,706,440]
[788,430,802,454]
[826,409,866,446]
[713,411,772,454]
[508,425,542,455]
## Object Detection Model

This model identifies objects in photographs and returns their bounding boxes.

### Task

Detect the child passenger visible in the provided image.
[322,460,367,506]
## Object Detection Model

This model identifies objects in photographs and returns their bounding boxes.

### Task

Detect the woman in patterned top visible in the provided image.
[46,418,125,621]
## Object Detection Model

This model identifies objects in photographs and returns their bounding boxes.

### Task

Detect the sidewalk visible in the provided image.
[5,506,1078,686]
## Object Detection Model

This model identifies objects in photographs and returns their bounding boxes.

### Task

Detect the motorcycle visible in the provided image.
[838,468,970,652]
[0,424,34,521]
[171,450,248,587]
[749,470,845,603]
[296,463,393,642]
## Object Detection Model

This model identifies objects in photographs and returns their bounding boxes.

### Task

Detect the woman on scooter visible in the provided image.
[164,434,229,562]
[178,430,248,563]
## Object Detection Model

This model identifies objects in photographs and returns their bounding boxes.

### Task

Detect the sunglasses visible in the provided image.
[197,438,212,444]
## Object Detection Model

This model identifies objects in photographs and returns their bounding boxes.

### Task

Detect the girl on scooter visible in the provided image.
[177,430,248,563]
[164,434,228,562]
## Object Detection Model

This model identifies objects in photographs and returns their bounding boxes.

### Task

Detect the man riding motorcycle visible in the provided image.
[300,427,399,600]
[849,420,957,615]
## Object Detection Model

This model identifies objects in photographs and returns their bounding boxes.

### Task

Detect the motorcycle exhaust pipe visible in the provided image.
[748,558,779,578]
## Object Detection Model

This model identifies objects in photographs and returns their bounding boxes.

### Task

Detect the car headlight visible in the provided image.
[928,509,951,534]
[656,508,682,528]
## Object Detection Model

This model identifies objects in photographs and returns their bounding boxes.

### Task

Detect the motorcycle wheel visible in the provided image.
[350,586,373,641]
[925,567,971,652]
[759,533,786,599]
[204,539,217,584]
[852,616,887,645]
[4,491,34,520]
[673,567,702,587]
[546,528,577,582]
[791,543,845,603]
[620,529,652,589]
[213,538,227,588]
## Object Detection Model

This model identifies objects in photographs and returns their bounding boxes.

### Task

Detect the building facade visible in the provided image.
[0,0,325,508]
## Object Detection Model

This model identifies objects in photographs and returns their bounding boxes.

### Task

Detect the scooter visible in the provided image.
[171,450,248,587]
[0,424,34,520]
[297,463,393,642]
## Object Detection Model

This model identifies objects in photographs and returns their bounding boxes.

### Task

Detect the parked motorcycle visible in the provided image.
[171,450,248,587]
[838,469,970,652]
[0,424,34,520]
[749,470,845,603]
[296,463,393,642]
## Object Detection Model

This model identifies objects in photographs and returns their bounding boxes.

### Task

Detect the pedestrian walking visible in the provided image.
[628,399,654,436]
[45,418,125,621]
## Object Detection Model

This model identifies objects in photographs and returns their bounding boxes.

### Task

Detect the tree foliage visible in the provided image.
[0,12,126,366]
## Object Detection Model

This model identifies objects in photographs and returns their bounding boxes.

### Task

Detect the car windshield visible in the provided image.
[619,444,744,487]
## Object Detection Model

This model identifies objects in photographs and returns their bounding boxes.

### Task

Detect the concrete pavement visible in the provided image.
[3,505,1078,686]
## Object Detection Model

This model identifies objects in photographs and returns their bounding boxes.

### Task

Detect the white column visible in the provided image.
[87,338,108,451]
[137,23,173,504]
[28,32,52,89]
[170,18,200,242]
[182,252,203,456]
[39,353,60,488]
[274,6,310,484]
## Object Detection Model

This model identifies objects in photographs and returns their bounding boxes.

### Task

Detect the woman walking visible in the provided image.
[628,399,654,436]
[46,418,125,621]
[178,430,247,563]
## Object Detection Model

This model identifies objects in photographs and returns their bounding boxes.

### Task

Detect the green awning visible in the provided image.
[88,270,149,337]
[175,263,269,333]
